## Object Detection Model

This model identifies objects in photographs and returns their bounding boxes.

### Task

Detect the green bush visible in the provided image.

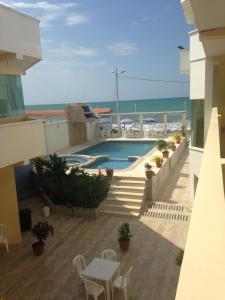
[35,154,110,208]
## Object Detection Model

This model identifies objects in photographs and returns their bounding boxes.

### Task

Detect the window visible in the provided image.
[191,100,204,148]
[0,75,25,118]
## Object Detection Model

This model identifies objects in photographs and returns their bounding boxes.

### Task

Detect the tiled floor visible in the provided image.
[0,153,191,300]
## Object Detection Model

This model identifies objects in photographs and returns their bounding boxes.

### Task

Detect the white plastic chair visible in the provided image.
[83,278,106,300]
[112,265,133,300]
[72,255,87,280]
[0,224,9,253]
[101,249,117,261]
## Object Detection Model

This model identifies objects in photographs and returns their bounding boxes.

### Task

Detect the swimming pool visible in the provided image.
[60,155,88,165]
[86,157,137,170]
[75,141,155,158]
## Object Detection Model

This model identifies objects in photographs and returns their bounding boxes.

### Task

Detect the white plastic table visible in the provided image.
[81,257,120,300]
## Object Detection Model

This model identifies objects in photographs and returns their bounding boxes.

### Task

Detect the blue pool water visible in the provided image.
[75,141,155,158]
[61,155,87,164]
[86,158,137,170]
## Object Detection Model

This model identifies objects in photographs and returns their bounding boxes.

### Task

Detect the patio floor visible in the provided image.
[0,154,190,300]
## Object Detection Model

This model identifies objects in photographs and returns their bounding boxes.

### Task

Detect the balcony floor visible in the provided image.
[0,155,190,300]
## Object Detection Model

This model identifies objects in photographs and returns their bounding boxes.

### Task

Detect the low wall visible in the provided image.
[145,138,188,202]
[44,120,70,153]
[39,188,102,219]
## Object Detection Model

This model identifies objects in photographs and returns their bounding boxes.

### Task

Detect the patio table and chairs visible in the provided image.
[81,257,120,300]
[73,249,132,300]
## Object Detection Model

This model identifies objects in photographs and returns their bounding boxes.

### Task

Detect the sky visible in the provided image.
[1,0,191,104]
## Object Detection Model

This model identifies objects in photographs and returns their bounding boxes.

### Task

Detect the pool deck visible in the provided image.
[57,137,182,178]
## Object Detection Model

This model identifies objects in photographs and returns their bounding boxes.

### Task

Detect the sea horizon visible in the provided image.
[25,96,190,117]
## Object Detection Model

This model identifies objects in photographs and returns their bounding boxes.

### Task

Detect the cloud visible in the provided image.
[0,1,85,28]
[65,15,89,26]
[107,42,138,56]
[47,44,97,58]
[129,15,161,27]
[0,1,77,11]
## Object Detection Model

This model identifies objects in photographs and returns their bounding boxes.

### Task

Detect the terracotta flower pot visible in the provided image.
[145,170,155,179]
[162,150,169,159]
[156,162,162,168]
[32,241,45,256]
[118,239,130,251]
[106,169,114,177]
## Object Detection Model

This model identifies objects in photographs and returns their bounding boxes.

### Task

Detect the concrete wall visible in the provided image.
[0,119,47,168]
[0,164,22,245]
[44,121,69,154]
[145,138,187,202]
[0,4,41,59]
[176,108,225,300]
[189,146,204,201]
[68,122,87,145]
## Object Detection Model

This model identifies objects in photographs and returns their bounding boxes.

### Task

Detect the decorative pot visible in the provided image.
[145,170,155,179]
[176,140,181,144]
[43,206,50,217]
[106,169,114,177]
[32,241,45,256]
[156,162,162,168]
[162,150,169,159]
[171,145,176,151]
[118,239,130,251]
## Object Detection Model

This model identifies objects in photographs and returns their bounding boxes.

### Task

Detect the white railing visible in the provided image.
[97,111,188,138]
[175,107,225,300]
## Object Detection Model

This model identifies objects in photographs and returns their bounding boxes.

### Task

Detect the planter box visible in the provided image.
[145,138,188,202]
[38,188,102,219]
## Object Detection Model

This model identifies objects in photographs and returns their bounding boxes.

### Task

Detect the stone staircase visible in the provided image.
[100,176,146,217]
[143,201,192,222]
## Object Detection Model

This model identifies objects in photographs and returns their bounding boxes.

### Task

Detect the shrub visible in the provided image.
[36,154,110,208]
[156,140,169,152]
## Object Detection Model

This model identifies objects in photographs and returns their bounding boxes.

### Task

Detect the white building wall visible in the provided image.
[0,4,41,59]
[44,121,70,154]
[86,122,97,142]
[190,60,206,99]
[0,119,46,168]
[189,147,204,201]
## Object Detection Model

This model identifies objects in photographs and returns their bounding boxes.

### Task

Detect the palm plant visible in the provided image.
[40,154,69,203]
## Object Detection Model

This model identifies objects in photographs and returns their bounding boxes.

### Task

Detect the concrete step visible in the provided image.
[105,196,142,205]
[111,179,145,187]
[102,203,141,212]
[110,185,145,193]
[107,191,143,199]
[114,176,145,182]
[100,209,139,217]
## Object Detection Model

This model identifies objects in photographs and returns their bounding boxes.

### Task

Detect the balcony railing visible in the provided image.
[175,107,225,299]
[97,111,188,138]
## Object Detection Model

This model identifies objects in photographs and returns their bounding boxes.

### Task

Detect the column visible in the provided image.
[163,113,168,137]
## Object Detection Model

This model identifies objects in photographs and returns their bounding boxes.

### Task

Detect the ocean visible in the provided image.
[25,97,191,118]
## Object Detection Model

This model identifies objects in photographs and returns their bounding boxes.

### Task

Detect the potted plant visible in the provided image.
[32,156,44,175]
[118,223,132,251]
[168,140,176,151]
[32,222,54,256]
[145,163,155,179]
[152,156,164,168]
[106,168,114,177]
[173,134,182,144]
[156,140,170,158]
